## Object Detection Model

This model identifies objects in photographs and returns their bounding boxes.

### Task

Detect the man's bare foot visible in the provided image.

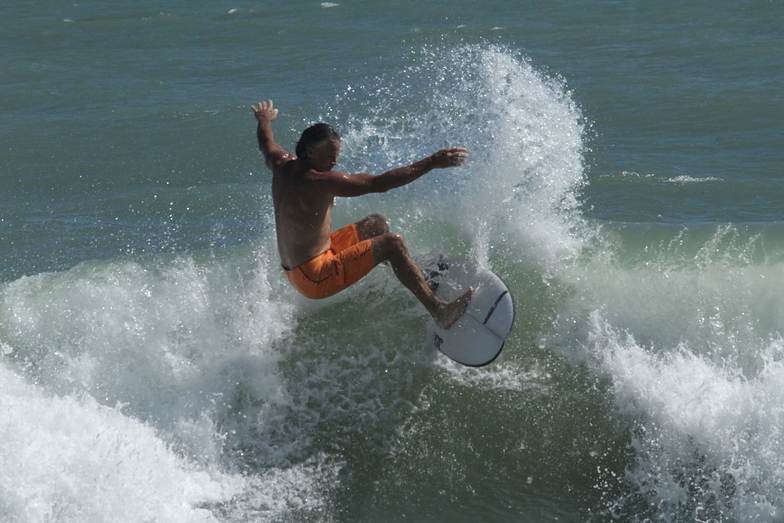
[433,287,474,330]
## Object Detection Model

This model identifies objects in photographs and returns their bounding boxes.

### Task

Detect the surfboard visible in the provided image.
[424,258,515,367]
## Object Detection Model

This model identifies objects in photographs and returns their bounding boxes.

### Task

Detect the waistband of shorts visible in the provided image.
[281,249,333,274]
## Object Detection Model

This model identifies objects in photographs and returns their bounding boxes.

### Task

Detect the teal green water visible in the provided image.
[2,2,783,522]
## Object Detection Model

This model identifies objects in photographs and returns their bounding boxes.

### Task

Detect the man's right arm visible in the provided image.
[252,100,291,170]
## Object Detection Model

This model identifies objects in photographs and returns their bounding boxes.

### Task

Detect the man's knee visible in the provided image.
[371,232,408,261]
[358,213,389,239]
[383,232,409,256]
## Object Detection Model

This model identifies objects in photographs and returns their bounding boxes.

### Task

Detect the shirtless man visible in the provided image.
[252,100,473,329]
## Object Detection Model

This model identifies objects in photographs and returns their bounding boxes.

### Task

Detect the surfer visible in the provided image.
[252,100,473,330]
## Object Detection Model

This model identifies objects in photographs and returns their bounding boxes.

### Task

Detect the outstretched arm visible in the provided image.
[316,147,468,197]
[375,147,468,190]
[252,100,291,170]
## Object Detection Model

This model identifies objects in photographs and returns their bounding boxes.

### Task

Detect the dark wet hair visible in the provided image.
[295,123,340,158]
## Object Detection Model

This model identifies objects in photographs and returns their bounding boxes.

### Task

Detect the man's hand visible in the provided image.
[430,147,468,168]
[253,100,288,169]
[252,100,278,122]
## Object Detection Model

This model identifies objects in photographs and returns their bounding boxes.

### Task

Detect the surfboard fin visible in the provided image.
[423,257,450,293]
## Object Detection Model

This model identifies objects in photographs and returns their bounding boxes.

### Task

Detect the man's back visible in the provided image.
[271,158,335,270]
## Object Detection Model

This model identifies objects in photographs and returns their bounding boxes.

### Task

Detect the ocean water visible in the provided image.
[2,1,783,522]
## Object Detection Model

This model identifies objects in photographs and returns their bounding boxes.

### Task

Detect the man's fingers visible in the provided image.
[448,147,468,163]
[252,101,278,119]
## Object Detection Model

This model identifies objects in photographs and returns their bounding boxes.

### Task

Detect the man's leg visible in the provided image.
[368,227,472,330]
[355,214,389,241]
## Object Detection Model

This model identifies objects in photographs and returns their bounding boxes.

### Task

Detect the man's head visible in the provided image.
[296,123,340,161]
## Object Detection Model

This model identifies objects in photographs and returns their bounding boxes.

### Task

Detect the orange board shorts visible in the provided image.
[283,223,376,299]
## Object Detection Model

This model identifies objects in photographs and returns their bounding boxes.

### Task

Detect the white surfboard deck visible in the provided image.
[424,258,515,367]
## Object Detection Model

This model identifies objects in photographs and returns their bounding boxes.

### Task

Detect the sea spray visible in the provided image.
[330,43,587,270]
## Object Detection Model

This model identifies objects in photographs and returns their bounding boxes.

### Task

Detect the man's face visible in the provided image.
[308,140,341,172]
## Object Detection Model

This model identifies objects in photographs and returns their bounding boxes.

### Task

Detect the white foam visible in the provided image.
[588,312,784,521]
[436,356,552,396]
[667,175,722,183]
[0,239,334,520]
[0,363,240,522]
[217,455,342,520]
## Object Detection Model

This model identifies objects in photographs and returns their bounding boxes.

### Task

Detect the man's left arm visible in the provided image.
[317,147,468,197]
